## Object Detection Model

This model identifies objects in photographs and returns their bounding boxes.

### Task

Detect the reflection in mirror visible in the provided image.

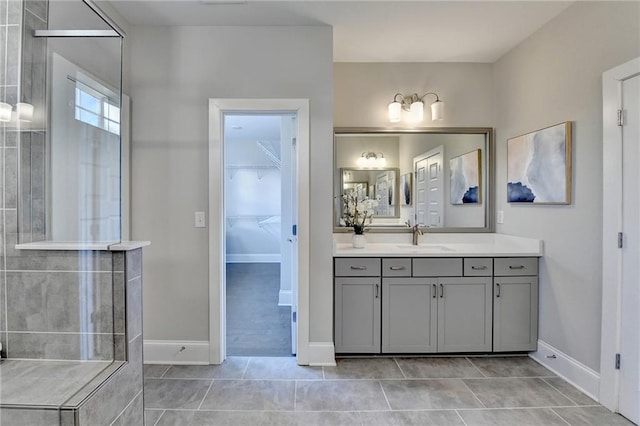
[334,128,493,232]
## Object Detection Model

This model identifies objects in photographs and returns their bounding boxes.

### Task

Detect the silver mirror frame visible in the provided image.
[333,127,494,234]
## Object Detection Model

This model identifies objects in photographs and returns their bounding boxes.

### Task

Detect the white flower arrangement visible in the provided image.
[340,191,379,235]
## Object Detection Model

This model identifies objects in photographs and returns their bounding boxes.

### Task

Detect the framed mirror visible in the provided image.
[334,127,494,233]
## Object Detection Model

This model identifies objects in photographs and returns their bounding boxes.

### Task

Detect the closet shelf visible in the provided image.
[225,164,278,180]
[226,215,281,229]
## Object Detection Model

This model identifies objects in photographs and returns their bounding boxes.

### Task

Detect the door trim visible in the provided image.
[601,57,640,410]
[208,99,310,365]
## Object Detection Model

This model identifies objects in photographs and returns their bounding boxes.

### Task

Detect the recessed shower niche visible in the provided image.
[18,0,124,245]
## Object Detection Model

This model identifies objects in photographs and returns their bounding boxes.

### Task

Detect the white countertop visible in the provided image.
[333,233,543,257]
[15,241,151,251]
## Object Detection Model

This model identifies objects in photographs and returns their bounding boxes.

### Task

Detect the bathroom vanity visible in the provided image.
[333,234,542,355]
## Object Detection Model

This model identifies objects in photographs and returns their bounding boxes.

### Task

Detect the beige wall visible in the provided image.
[494,1,640,371]
[130,26,333,342]
[334,62,495,128]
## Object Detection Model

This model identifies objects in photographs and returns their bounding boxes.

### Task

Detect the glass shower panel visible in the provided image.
[18,34,123,244]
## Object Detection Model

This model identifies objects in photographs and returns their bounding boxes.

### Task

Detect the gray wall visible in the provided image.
[494,1,640,372]
[129,26,333,342]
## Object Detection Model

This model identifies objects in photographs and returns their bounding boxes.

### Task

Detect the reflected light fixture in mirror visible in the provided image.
[388,92,444,123]
[357,151,386,167]
[0,102,35,122]
[0,103,12,122]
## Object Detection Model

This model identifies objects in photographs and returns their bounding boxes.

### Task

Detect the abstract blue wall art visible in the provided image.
[507,122,572,204]
[450,149,482,204]
[400,173,412,206]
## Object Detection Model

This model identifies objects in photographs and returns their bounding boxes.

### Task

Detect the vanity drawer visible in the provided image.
[464,258,493,276]
[494,258,538,276]
[335,258,380,277]
[382,258,412,277]
[412,258,462,277]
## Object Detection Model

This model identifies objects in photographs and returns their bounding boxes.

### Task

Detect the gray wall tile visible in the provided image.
[111,390,144,426]
[127,275,142,341]
[8,331,114,360]
[0,407,60,425]
[5,24,20,86]
[5,130,17,147]
[113,271,125,334]
[24,0,46,22]
[126,248,142,279]
[6,271,114,333]
[7,0,23,25]
[77,334,143,424]
[0,25,6,85]
[5,146,17,208]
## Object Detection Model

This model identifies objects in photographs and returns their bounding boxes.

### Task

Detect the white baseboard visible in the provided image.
[529,339,600,401]
[225,254,280,263]
[144,340,210,365]
[278,290,292,306]
[307,342,336,366]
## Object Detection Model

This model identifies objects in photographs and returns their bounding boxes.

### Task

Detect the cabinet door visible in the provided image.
[334,277,381,353]
[382,278,437,353]
[493,277,539,352]
[437,277,492,352]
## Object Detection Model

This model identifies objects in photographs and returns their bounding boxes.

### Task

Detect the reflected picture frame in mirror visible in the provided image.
[334,127,494,233]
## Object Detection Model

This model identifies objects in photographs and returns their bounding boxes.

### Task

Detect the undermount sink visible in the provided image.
[395,244,455,252]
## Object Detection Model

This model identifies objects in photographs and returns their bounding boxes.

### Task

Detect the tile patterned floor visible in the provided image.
[143,356,635,426]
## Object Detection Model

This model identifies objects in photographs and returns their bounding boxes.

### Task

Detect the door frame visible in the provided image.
[208,99,310,365]
[600,57,640,410]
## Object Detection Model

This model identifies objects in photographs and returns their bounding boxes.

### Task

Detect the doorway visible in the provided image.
[223,113,296,357]
[601,57,640,423]
[209,99,310,365]
[413,146,444,227]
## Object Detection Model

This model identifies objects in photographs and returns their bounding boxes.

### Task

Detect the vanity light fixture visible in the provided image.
[357,151,386,167]
[388,92,444,123]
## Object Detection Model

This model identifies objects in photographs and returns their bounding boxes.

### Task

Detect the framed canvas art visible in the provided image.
[400,173,412,206]
[507,122,572,204]
[450,149,481,204]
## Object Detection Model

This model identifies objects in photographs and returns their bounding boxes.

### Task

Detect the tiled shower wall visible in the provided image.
[0,0,115,361]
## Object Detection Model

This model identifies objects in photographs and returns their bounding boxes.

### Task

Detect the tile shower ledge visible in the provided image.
[14,241,150,251]
[333,233,543,257]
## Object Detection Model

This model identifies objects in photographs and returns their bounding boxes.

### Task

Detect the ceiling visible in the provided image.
[107,0,574,63]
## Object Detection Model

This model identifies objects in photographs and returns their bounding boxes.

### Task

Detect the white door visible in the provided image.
[619,73,640,424]
[414,146,444,227]
[280,115,298,354]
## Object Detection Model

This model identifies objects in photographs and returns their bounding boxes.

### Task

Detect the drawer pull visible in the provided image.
[496,283,501,298]
[389,266,406,271]
[432,283,437,298]
[350,266,367,270]
[509,265,525,270]
[471,266,487,270]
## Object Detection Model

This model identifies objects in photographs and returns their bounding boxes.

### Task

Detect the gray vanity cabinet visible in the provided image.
[493,258,539,352]
[437,277,493,352]
[334,258,381,353]
[382,278,437,353]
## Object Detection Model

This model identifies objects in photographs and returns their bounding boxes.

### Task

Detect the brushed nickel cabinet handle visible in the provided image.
[350,266,367,270]
[432,284,437,298]
[509,265,525,270]
[471,266,487,270]
[375,284,379,298]
[496,283,501,298]
[389,266,406,271]
[439,283,444,298]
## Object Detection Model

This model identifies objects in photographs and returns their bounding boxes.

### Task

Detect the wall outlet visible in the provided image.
[195,211,206,228]
[497,210,504,224]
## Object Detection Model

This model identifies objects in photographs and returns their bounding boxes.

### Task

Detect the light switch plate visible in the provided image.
[195,211,206,228]
[497,210,504,224]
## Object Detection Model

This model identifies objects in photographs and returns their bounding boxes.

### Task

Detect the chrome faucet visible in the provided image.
[412,224,423,245]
